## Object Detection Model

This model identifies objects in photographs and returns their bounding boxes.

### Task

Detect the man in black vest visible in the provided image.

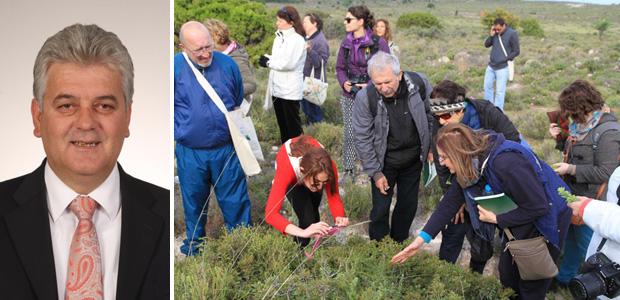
[352,51,433,242]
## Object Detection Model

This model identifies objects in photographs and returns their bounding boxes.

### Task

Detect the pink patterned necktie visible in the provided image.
[65,196,103,300]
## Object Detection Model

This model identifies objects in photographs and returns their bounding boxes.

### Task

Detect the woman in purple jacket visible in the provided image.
[335,5,389,180]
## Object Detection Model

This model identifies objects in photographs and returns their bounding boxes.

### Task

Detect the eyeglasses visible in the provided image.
[188,44,213,56]
[344,17,356,24]
[310,176,329,189]
[438,154,449,163]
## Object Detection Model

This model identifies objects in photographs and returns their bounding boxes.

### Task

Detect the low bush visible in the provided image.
[323,17,347,40]
[480,8,520,30]
[247,166,276,225]
[397,12,442,30]
[175,227,514,299]
[304,122,343,159]
[512,110,549,140]
[174,0,272,63]
[340,182,372,221]
[521,18,545,38]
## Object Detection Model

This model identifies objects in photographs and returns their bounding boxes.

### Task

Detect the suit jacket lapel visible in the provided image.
[4,162,59,300]
[115,165,164,299]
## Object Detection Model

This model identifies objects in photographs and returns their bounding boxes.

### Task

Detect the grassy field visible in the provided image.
[175,0,620,298]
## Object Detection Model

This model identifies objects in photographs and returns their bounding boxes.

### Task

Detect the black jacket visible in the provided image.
[0,161,170,300]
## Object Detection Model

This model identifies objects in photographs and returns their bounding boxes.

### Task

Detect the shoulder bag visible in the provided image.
[182,52,262,176]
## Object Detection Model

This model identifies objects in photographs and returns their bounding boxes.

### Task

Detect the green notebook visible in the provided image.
[422,161,437,187]
[474,193,517,215]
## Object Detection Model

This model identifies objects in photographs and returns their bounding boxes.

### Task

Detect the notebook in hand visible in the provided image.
[422,160,437,187]
[474,193,517,215]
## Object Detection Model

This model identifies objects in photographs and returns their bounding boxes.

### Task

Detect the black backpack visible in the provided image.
[365,71,427,117]
[343,34,381,78]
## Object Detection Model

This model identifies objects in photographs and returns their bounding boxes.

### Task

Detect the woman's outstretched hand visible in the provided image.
[390,236,424,265]
[300,221,331,238]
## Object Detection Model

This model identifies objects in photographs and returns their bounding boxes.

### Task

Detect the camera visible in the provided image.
[349,74,369,95]
[569,252,620,300]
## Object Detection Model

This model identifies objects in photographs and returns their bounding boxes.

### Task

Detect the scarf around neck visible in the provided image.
[569,110,603,142]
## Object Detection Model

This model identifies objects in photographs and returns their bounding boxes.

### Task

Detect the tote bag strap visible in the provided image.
[498,35,509,59]
[182,52,228,115]
[309,59,325,82]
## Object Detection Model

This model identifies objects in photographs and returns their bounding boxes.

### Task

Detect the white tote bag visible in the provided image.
[229,108,264,161]
[182,52,261,176]
[498,35,515,81]
[302,59,328,106]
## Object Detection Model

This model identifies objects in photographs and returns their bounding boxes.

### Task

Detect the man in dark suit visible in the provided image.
[0,24,169,300]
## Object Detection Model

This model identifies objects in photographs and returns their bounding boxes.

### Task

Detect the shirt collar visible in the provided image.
[277,27,296,37]
[45,162,121,222]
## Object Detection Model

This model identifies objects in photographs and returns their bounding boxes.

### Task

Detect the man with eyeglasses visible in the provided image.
[352,51,433,243]
[174,21,252,256]
[428,79,524,274]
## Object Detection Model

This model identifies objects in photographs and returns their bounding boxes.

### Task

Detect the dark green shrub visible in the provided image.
[595,18,611,40]
[174,0,272,64]
[480,8,520,30]
[341,182,372,221]
[512,110,549,140]
[397,12,442,30]
[247,166,276,225]
[583,59,601,73]
[175,227,514,299]
[323,17,347,40]
[304,122,343,159]
[521,18,545,38]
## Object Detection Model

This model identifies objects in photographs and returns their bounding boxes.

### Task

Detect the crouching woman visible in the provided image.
[391,123,571,299]
[265,135,349,246]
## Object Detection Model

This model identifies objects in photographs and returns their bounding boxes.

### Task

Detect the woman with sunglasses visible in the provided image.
[259,6,307,144]
[336,5,390,181]
[265,135,349,247]
[392,123,571,299]
[549,79,620,288]
[428,79,524,274]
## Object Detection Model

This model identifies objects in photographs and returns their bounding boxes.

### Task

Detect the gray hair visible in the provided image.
[33,23,134,109]
[367,51,400,77]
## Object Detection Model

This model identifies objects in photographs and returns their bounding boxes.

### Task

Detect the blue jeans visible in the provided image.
[556,224,594,284]
[301,98,323,124]
[483,65,509,110]
[176,143,252,256]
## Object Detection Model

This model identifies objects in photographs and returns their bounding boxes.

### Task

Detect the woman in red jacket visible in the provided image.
[265,135,349,246]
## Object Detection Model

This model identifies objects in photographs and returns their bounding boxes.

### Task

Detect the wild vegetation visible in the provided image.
[175,0,620,298]
[175,227,513,299]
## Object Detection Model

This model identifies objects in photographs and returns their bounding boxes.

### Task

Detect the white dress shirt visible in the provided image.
[45,163,122,300]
